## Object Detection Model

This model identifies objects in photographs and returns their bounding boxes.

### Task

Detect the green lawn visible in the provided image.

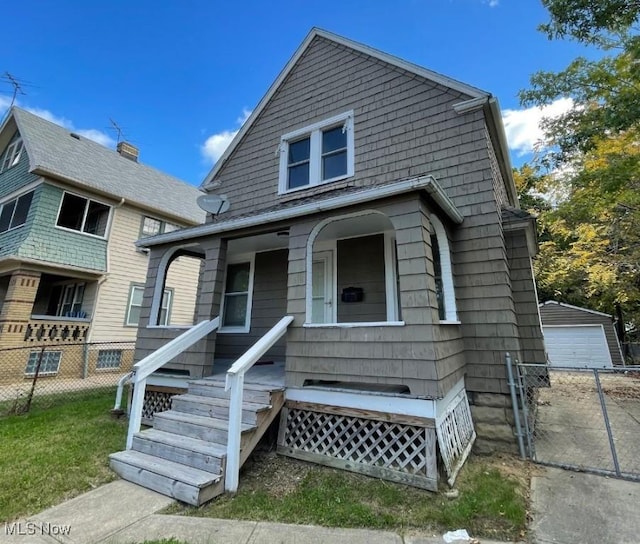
[166,452,529,541]
[0,388,127,522]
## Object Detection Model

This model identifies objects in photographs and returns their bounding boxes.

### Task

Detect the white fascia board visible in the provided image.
[201,27,488,190]
[139,175,463,248]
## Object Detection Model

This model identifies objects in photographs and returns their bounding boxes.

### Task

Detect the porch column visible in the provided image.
[0,271,41,349]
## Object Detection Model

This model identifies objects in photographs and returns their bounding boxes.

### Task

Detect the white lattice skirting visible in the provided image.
[141,386,184,424]
[436,389,476,486]
[278,402,438,490]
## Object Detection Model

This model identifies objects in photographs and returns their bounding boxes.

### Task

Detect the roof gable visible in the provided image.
[201,27,490,190]
[539,300,613,318]
[6,108,205,224]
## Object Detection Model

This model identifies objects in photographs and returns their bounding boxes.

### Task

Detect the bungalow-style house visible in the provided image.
[0,107,204,384]
[110,28,546,504]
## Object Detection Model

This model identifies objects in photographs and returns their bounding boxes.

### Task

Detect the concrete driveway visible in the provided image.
[530,467,640,544]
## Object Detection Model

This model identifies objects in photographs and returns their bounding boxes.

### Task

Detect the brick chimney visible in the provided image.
[117,141,139,162]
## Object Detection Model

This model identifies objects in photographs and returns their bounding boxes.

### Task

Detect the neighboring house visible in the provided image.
[110,28,546,503]
[0,107,205,384]
[539,300,623,368]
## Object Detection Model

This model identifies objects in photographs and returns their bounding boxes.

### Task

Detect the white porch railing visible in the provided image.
[124,318,220,449]
[224,315,294,493]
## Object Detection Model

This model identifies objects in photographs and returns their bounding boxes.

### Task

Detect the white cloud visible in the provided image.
[201,109,252,164]
[502,97,574,156]
[0,99,115,148]
[488,0,499,6]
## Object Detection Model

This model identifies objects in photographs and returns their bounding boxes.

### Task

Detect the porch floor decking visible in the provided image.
[204,360,285,388]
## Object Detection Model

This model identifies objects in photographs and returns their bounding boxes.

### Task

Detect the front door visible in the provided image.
[311,251,333,323]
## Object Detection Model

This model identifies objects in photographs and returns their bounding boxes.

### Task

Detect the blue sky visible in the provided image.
[3,1,594,186]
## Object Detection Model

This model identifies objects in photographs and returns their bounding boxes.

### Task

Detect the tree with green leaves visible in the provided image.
[519,1,640,337]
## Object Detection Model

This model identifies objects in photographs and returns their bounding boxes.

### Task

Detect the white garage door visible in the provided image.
[542,325,613,368]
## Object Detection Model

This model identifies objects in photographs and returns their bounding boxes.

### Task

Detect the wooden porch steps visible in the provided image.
[109,381,284,506]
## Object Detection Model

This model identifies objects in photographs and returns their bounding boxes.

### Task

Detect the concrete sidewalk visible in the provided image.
[0,480,510,544]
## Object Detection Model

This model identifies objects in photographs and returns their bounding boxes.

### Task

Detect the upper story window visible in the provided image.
[278,111,354,194]
[1,138,24,173]
[126,284,172,326]
[56,192,110,238]
[140,216,180,238]
[0,191,33,233]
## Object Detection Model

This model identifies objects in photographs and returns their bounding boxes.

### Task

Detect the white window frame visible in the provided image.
[278,111,354,195]
[55,190,112,239]
[430,215,459,323]
[126,284,172,327]
[1,138,24,172]
[140,216,180,238]
[96,349,122,370]
[57,282,86,317]
[219,253,255,334]
[25,350,62,376]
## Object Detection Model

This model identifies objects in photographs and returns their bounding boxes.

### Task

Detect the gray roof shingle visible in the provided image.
[12,107,205,224]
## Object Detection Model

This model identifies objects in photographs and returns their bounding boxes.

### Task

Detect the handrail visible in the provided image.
[125,317,220,449]
[112,371,134,413]
[224,315,294,492]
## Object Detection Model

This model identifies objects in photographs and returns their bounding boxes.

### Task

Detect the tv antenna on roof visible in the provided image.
[109,118,126,144]
[1,72,27,107]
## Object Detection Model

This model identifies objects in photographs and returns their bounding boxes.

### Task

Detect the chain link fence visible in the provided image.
[0,341,135,416]
[511,358,640,481]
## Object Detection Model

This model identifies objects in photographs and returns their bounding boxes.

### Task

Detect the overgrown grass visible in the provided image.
[166,453,528,541]
[0,388,127,522]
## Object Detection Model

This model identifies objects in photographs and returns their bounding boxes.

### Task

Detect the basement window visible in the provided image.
[56,192,111,237]
[25,351,61,376]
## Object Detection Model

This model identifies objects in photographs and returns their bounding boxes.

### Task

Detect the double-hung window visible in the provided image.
[279,111,354,194]
[126,284,172,326]
[0,191,33,233]
[220,259,254,332]
[56,192,111,237]
[59,283,85,317]
[1,138,23,172]
[140,216,180,238]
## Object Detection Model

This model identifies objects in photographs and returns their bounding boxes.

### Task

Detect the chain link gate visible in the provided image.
[506,354,640,481]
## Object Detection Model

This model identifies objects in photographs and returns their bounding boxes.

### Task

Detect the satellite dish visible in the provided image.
[197,194,230,215]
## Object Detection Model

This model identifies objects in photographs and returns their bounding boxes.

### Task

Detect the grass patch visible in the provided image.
[165,452,528,541]
[0,388,127,522]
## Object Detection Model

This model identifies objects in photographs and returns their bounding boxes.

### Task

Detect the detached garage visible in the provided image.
[539,301,624,368]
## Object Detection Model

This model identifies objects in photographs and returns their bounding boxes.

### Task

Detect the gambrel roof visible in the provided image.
[2,107,205,224]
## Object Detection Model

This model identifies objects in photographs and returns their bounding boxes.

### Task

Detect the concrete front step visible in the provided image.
[171,394,270,425]
[132,429,227,473]
[153,410,255,443]
[188,380,281,404]
[109,450,223,506]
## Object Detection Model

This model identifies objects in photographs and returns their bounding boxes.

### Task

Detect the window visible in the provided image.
[0,191,33,233]
[25,351,61,375]
[127,284,171,326]
[1,138,23,172]
[140,216,180,238]
[430,216,458,322]
[221,259,254,332]
[58,283,85,317]
[57,192,110,237]
[278,111,354,194]
[97,350,122,369]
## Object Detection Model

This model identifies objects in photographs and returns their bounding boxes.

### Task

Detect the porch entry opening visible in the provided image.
[309,212,400,324]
